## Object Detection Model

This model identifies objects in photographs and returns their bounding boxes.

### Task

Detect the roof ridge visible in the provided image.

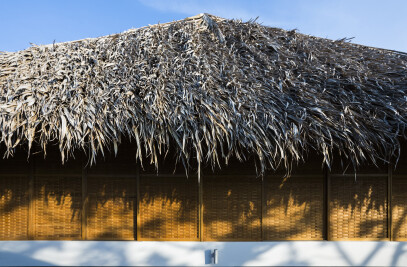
[4,13,406,57]
[21,13,226,50]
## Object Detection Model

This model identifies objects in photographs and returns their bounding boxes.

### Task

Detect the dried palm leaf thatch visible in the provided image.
[0,13,406,176]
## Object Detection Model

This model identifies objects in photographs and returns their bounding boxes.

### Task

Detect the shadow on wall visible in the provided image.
[0,241,406,266]
[0,148,329,241]
[2,144,406,241]
[1,167,407,241]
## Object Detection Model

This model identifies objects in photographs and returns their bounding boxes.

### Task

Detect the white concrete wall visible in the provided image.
[0,241,406,266]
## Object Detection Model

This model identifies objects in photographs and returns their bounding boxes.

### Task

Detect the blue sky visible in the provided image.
[1,0,406,52]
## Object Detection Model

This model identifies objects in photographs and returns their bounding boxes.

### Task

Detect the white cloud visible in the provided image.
[138,0,407,52]
[137,0,282,27]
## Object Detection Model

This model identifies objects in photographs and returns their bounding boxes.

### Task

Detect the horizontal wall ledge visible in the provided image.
[0,241,406,266]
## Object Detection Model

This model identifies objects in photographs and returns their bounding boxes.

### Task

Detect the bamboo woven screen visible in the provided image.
[0,176,29,240]
[85,145,137,240]
[86,176,137,240]
[0,154,30,240]
[392,149,407,241]
[392,175,407,240]
[263,175,324,240]
[138,176,199,240]
[329,175,388,240]
[3,145,407,241]
[203,176,262,241]
[33,176,82,240]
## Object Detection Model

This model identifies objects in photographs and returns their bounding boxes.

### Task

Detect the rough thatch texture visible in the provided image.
[0,14,406,174]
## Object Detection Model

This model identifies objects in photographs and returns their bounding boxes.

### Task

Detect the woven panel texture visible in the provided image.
[264,175,324,240]
[0,176,29,240]
[139,176,199,240]
[203,176,261,241]
[329,176,388,239]
[392,175,407,240]
[87,176,136,240]
[33,176,82,239]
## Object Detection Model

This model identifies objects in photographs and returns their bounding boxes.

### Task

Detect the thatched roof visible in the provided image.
[0,13,406,174]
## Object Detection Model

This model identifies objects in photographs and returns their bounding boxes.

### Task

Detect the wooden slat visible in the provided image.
[33,176,82,240]
[203,176,261,241]
[329,175,388,240]
[263,175,325,240]
[86,176,136,240]
[138,176,199,240]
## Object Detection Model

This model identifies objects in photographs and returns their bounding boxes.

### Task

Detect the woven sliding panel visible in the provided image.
[0,176,29,240]
[203,176,261,241]
[33,176,82,239]
[329,175,388,240]
[392,151,407,241]
[392,146,407,240]
[392,175,407,240]
[87,176,136,240]
[263,175,324,240]
[138,176,199,240]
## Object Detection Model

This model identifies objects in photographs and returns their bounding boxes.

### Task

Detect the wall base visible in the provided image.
[0,241,406,266]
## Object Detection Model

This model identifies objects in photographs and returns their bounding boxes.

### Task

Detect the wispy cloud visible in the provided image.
[138,0,407,52]
[137,0,284,27]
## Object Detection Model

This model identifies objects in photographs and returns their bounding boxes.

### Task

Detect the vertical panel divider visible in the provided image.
[28,158,35,240]
[199,175,203,241]
[81,157,88,240]
[388,163,393,241]
[326,166,331,241]
[136,163,140,241]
